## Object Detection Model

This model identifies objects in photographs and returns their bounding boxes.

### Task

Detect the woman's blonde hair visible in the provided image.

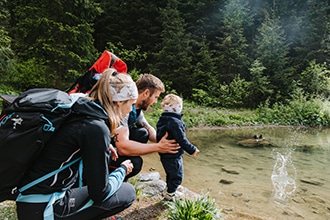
[89,68,135,135]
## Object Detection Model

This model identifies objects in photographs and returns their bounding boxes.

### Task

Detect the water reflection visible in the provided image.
[142,126,330,219]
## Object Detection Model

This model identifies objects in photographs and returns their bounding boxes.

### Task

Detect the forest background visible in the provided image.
[0,0,330,127]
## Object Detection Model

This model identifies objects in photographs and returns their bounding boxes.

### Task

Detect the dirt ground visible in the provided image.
[118,195,168,220]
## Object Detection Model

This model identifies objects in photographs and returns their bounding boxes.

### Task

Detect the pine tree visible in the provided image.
[93,0,165,72]
[0,0,15,80]
[293,1,330,70]
[247,59,273,108]
[214,0,252,83]
[7,0,101,89]
[189,36,218,105]
[150,0,192,97]
[254,11,292,102]
[191,36,216,92]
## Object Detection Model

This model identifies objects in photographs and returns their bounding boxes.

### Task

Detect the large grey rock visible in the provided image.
[138,179,167,196]
[137,172,161,182]
[135,172,200,199]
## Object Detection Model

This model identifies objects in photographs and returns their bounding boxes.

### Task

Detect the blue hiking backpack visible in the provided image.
[0,88,81,202]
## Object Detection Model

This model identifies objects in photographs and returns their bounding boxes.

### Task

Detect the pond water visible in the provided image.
[141,126,330,220]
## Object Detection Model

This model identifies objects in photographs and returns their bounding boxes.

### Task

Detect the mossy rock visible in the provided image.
[237,138,273,148]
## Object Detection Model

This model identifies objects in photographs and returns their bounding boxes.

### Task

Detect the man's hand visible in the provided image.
[115,126,179,156]
[121,159,134,175]
[158,132,180,154]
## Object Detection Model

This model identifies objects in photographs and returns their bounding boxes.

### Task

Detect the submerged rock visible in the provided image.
[232,192,243,197]
[293,144,323,152]
[222,167,240,175]
[219,179,234,184]
[300,179,324,186]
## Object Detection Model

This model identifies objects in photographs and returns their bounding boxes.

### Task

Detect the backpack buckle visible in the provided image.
[11,187,17,195]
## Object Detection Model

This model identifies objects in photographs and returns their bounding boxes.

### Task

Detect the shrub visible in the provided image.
[256,90,330,127]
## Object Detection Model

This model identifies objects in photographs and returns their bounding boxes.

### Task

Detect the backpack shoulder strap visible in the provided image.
[17,157,81,194]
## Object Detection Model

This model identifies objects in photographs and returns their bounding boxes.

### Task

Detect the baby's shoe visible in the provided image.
[163,191,184,201]
[163,192,175,201]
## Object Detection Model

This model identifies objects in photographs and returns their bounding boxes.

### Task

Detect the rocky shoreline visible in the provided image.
[118,172,206,220]
[117,172,265,220]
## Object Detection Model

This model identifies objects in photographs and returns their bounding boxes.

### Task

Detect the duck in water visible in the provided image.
[254,134,263,142]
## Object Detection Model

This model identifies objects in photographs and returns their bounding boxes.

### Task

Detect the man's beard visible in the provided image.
[139,98,151,111]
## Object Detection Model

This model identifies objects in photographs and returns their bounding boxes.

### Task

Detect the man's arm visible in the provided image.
[137,111,157,142]
[114,126,179,156]
[144,125,157,143]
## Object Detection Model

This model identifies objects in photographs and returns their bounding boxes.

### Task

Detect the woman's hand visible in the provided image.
[108,144,118,161]
[121,159,134,175]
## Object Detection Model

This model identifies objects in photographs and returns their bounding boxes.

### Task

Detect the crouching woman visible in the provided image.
[16,68,137,220]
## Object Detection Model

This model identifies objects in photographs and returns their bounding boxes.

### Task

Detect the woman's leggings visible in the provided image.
[16,182,136,220]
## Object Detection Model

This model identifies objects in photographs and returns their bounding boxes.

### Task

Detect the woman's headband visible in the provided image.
[110,82,138,101]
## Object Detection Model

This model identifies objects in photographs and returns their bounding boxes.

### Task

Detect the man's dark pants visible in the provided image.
[109,127,148,181]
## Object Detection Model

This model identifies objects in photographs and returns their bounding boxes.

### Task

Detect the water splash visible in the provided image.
[271,149,297,204]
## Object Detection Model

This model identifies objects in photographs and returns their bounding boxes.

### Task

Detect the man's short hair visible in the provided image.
[135,74,165,94]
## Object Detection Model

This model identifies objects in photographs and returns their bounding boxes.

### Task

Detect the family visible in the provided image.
[15,68,199,219]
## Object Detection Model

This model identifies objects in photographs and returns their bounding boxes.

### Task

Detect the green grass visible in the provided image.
[128,176,142,197]
[145,98,330,128]
[0,201,17,220]
[146,101,262,129]
[164,194,222,220]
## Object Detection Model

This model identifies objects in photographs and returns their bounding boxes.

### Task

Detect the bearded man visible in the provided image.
[109,74,179,180]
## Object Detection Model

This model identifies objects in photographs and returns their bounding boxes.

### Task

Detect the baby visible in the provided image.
[156,94,199,201]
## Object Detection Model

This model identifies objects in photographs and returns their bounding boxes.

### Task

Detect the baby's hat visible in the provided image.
[161,94,183,113]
